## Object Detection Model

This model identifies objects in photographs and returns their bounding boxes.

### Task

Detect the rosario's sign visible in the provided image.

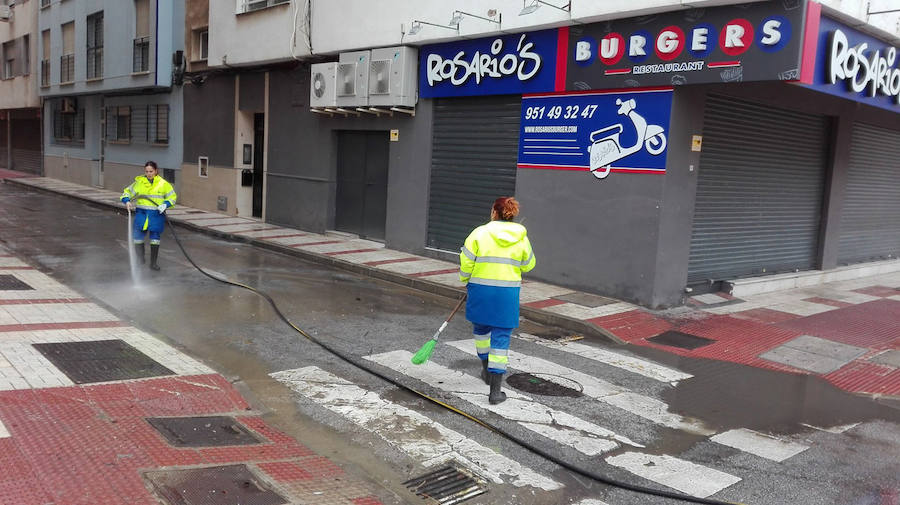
[805,15,900,110]
[419,29,560,98]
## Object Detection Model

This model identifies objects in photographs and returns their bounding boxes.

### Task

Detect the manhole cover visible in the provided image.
[403,465,486,504]
[0,274,33,290]
[145,464,287,505]
[648,330,716,350]
[147,416,263,447]
[506,372,584,397]
[32,339,175,384]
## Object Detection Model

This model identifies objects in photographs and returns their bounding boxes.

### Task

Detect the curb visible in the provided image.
[4,177,624,345]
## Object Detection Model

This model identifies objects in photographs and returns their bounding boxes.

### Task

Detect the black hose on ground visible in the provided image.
[164,216,745,505]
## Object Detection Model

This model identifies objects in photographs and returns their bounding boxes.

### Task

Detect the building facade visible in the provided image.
[38,0,184,194]
[0,0,41,174]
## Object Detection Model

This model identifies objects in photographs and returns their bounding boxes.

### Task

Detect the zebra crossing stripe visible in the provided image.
[605,452,741,498]
[517,333,693,384]
[710,428,809,462]
[364,350,643,456]
[0,420,9,438]
[269,366,562,491]
[574,500,611,505]
[445,340,713,435]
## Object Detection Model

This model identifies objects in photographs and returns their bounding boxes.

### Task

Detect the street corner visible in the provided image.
[0,374,388,505]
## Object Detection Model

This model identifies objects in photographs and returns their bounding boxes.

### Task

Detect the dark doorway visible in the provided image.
[252,113,265,218]
[335,131,389,241]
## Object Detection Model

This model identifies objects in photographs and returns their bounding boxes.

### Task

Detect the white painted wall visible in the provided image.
[207,0,898,68]
[0,0,39,109]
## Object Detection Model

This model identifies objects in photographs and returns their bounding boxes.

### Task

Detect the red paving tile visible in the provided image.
[523,298,567,309]
[0,374,381,505]
[326,248,379,256]
[589,310,672,342]
[730,307,802,324]
[777,299,900,348]
[410,268,459,278]
[802,296,855,309]
[363,257,423,267]
[292,240,342,247]
[825,362,900,395]
[852,285,900,298]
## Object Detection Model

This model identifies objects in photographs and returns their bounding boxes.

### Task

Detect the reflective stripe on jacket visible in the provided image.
[459,220,535,287]
[121,175,177,211]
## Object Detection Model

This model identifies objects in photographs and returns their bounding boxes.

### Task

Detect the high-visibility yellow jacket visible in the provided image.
[460,220,535,287]
[121,175,177,211]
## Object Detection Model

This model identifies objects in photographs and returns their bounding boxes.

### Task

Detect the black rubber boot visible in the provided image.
[149,244,161,271]
[135,243,145,264]
[480,359,490,385]
[488,373,507,405]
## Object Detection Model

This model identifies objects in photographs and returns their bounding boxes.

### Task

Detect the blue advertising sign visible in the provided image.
[803,15,900,111]
[419,29,561,98]
[518,89,673,179]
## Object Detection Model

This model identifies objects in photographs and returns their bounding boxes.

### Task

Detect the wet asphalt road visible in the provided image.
[1,182,899,505]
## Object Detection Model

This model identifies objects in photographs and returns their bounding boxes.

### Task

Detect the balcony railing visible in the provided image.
[60,54,74,83]
[41,59,50,87]
[87,47,103,80]
[133,37,150,73]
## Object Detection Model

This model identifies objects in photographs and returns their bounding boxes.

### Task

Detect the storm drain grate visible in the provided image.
[507,372,583,397]
[145,464,288,505]
[648,330,716,350]
[403,465,486,504]
[147,416,263,447]
[0,274,33,290]
[32,339,175,384]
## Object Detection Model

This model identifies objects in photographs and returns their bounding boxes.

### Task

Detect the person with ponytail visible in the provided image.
[459,196,536,404]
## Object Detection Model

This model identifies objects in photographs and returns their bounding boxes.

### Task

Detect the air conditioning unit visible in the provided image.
[369,46,418,108]
[61,97,77,114]
[309,62,337,108]
[0,5,10,20]
[335,50,370,107]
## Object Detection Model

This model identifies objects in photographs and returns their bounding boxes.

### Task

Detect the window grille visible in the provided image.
[133,37,149,73]
[86,12,104,79]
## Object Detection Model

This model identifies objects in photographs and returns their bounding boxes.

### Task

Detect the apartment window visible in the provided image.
[41,0,51,8]
[107,106,131,142]
[149,104,169,144]
[86,11,103,79]
[22,35,29,76]
[237,0,289,14]
[199,30,208,60]
[53,100,85,144]
[2,41,13,80]
[198,157,208,178]
[133,0,150,72]
[60,21,74,83]
[41,30,50,87]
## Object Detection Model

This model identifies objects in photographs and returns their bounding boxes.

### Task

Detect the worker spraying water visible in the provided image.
[120,161,177,271]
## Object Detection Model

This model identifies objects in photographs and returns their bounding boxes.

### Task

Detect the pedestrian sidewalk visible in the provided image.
[4,172,899,398]
[0,241,388,504]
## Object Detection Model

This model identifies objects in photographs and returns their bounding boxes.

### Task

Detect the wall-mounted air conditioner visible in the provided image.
[309,62,337,108]
[335,50,370,107]
[368,46,418,108]
[0,5,11,20]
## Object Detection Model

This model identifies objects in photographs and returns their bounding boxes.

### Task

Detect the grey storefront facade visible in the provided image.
[259,0,899,309]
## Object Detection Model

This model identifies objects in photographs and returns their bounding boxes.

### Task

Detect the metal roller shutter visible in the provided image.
[837,123,900,264]
[687,95,828,283]
[427,95,520,251]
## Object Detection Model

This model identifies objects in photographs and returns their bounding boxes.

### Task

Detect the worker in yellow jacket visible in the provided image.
[459,197,536,404]
[121,161,177,271]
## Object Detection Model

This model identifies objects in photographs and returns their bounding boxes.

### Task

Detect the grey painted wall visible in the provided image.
[238,72,264,112]
[266,66,433,252]
[183,73,234,166]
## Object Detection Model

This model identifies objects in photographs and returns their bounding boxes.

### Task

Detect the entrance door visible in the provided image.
[94,104,105,187]
[252,113,264,218]
[335,131,389,240]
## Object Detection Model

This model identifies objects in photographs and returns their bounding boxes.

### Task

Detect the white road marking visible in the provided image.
[270,366,562,491]
[574,500,611,505]
[800,422,860,434]
[516,333,692,384]
[710,428,809,462]
[0,420,9,438]
[446,340,712,435]
[365,350,642,456]
[605,452,741,498]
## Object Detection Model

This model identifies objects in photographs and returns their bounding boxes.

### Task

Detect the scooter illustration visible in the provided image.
[587,98,667,179]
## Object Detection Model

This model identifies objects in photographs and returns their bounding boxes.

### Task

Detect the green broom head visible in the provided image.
[411,339,437,365]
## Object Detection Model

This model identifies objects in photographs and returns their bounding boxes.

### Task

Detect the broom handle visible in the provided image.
[432,294,467,340]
